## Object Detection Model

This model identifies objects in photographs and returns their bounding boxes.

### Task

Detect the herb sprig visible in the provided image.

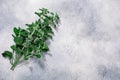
[2,8,60,70]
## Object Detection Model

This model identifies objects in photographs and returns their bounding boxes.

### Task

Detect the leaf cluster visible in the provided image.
[2,8,60,70]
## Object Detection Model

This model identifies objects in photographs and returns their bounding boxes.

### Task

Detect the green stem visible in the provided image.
[11,46,25,71]
[10,55,21,70]
[29,24,39,38]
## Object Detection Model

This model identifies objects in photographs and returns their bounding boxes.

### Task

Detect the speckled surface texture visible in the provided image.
[0,0,120,80]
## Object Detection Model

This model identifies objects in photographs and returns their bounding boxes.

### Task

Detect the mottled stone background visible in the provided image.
[0,0,120,80]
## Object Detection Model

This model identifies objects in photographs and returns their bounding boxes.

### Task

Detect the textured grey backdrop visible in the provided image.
[0,0,120,80]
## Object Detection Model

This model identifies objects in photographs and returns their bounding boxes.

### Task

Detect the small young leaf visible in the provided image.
[2,51,13,59]
[14,27,19,36]
[34,54,41,58]
[10,45,16,52]
[41,43,49,52]
[45,26,54,35]
[35,12,41,17]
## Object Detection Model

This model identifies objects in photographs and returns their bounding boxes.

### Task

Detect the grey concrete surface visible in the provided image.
[0,0,120,80]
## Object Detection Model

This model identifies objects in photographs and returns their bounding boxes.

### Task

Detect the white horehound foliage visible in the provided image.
[2,8,60,71]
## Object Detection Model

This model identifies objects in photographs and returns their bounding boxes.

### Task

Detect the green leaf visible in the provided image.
[46,26,54,34]
[14,27,19,36]
[2,51,13,59]
[43,43,48,48]
[41,43,49,52]
[34,54,41,58]
[28,47,32,52]
[35,12,41,17]
[39,8,49,15]
[44,18,49,26]
[23,49,29,60]
[30,45,37,51]
[14,37,23,44]
[10,45,16,51]
[20,29,27,37]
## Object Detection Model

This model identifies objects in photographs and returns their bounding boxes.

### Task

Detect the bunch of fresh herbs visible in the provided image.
[2,8,60,70]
